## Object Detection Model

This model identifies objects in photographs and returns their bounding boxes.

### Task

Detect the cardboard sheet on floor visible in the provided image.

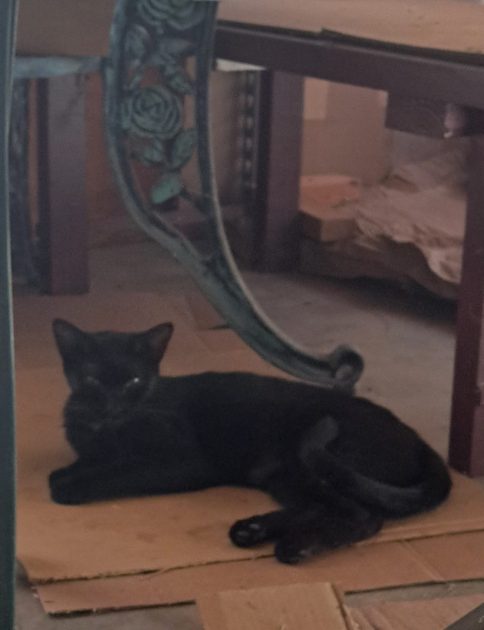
[197,583,352,630]
[349,593,484,630]
[14,291,484,614]
[33,530,484,615]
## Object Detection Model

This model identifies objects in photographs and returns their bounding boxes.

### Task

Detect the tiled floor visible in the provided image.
[14,235,482,629]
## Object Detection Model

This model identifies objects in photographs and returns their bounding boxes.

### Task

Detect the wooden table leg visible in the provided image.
[449,135,484,476]
[36,74,89,294]
[253,70,304,271]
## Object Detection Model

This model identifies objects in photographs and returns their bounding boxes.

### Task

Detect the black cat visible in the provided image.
[50,318,451,564]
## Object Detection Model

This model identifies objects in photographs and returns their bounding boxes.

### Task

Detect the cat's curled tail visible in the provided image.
[300,418,452,517]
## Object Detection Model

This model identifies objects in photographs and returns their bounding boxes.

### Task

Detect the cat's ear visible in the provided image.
[136,322,174,364]
[52,319,91,360]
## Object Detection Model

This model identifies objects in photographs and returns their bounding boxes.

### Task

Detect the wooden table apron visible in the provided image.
[215,22,484,477]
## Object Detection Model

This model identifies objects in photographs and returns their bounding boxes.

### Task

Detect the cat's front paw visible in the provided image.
[49,472,91,505]
[229,517,271,547]
[49,466,73,484]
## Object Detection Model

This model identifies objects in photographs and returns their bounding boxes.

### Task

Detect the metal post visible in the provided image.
[0,0,18,627]
[449,135,484,476]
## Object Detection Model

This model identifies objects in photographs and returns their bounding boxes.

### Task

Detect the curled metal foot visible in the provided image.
[103,0,364,390]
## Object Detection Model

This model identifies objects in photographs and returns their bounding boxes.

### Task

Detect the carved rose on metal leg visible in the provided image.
[137,0,204,31]
[118,0,205,206]
[122,85,182,139]
[125,24,152,62]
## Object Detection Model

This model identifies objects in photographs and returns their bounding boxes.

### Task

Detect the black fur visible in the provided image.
[50,319,451,564]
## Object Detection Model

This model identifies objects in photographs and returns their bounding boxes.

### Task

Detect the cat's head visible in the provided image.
[52,319,174,404]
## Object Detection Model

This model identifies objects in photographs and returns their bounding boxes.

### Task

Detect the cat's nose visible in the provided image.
[107,400,124,417]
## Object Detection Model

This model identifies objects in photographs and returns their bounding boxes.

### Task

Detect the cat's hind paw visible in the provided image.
[274,535,318,565]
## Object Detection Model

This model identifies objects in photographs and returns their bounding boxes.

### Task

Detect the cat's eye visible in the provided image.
[124,377,142,391]
[84,376,101,388]
[122,377,144,401]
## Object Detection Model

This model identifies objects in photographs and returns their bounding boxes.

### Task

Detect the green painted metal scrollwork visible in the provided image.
[104,0,364,390]
[117,1,202,206]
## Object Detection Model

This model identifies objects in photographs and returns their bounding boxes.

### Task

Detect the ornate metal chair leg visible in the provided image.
[0,2,18,628]
[104,0,364,391]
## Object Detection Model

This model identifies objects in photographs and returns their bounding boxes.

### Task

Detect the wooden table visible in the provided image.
[214,0,484,477]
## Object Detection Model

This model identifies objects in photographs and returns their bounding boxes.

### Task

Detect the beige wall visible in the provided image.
[302,79,391,185]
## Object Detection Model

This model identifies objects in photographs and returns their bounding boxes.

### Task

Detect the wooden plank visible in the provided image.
[15,0,484,59]
[386,95,484,138]
[14,0,484,60]
[218,0,484,59]
[215,27,484,110]
[300,175,359,242]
